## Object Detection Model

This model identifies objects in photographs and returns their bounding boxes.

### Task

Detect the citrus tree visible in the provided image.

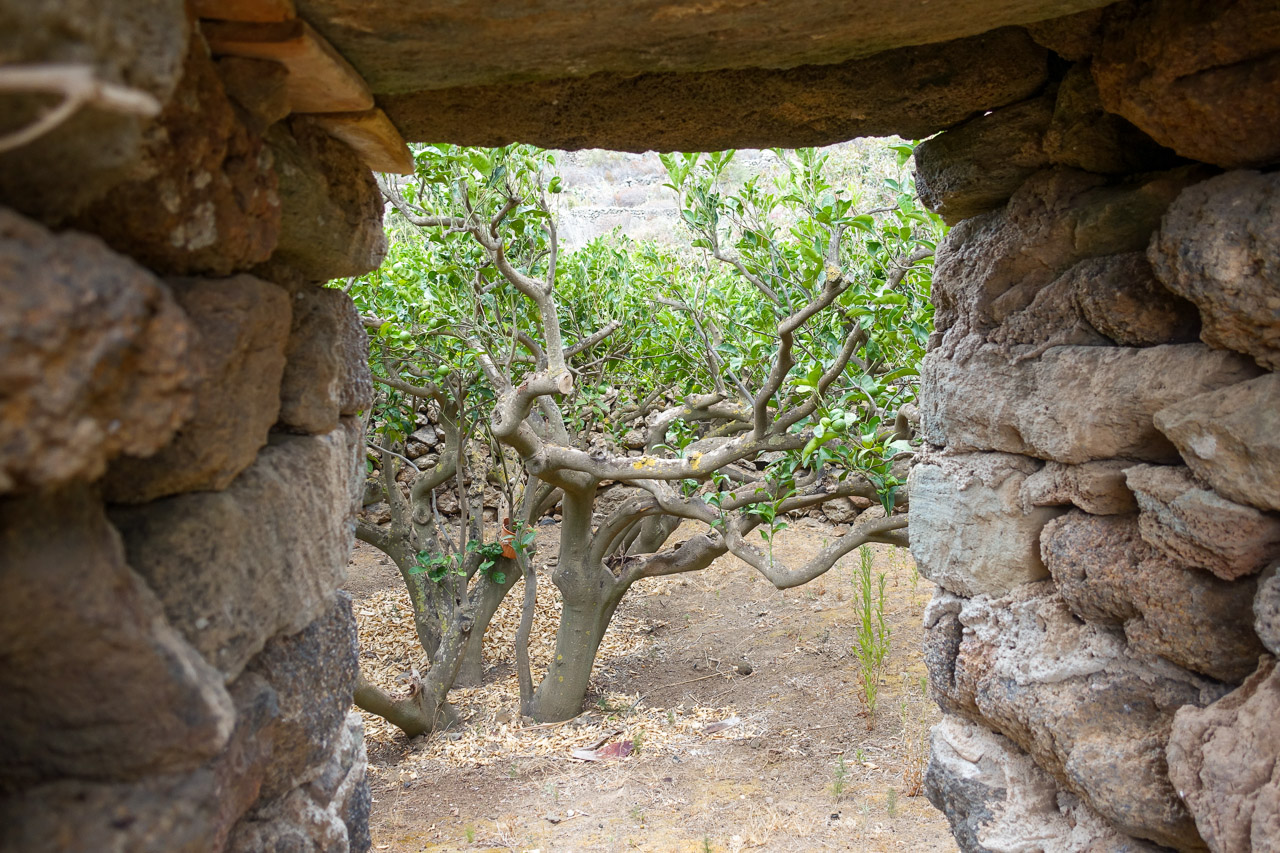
[347,142,942,733]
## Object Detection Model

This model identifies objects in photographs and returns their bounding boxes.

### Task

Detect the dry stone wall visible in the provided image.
[912,2,1280,850]
[2,1,1278,851]
[0,4,380,850]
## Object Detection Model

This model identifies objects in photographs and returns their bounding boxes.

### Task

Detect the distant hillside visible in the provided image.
[550,140,908,250]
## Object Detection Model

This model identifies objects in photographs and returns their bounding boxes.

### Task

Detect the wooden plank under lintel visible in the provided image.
[202,18,373,114]
[311,109,415,175]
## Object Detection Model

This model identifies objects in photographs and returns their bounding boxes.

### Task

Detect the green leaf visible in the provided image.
[879,365,920,382]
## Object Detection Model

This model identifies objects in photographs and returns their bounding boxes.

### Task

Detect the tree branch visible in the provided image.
[887,246,934,292]
[725,511,909,589]
[377,174,467,230]
[355,518,391,553]
[565,320,622,359]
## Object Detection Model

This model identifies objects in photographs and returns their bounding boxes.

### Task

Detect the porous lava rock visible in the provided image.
[1167,656,1280,853]
[920,341,1260,464]
[244,594,360,801]
[0,487,234,792]
[263,118,386,281]
[104,275,291,503]
[1072,252,1200,347]
[301,0,1109,93]
[907,451,1060,597]
[110,420,364,680]
[1149,170,1280,371]
[1019,459,1137,515]
[932,166,1206,354]
[914,93,1054,225]
[926,714,1167,853]
[1024,6,1108,61]
[0,0,190,221]
[227,713,370,853]
[277,285,374,435]
[1258,565,1280,657]
[0,672,282,853]
[1042,510,1263,682]
[1125,464,1280,581]
[988,252,1200,355]
[1093,0,1280,169]
[1155,372,1280,514]
[381,29,1049,153]
[68,38,281,277]
[0,208,196,494]
[1042,62,1180,176]
[928,581,1225,850]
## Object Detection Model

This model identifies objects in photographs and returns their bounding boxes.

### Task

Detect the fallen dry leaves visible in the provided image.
[353,570,754,768]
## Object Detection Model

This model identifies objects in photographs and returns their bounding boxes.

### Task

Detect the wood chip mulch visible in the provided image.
[353,572,754,768]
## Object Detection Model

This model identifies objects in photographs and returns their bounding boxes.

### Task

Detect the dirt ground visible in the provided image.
[345,516,958,853]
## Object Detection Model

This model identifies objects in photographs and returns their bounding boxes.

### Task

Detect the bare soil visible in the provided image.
[345,517,957,853]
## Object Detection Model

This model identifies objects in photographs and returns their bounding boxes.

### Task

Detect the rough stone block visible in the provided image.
[1072,252,1201,347]
[907,452,1060,597]
[914,93,1053,225]
[1155,372,1280,514]
[1024,7,1107,62]
[926,714,1167,853]
[263,117,386,281]
[0,671,280,853]
[111,419,364,680]
[0,772,227,853]
[986,251,1199,356]
[1168,657,1280,853]
[930,581,1225,851]
[381,27,1049,153]
[1042,62,1179,176]
[68,38,281,277]
[1042,510,1263,682]
[245,594,360,801]
[984,261,1112,355]
[1093,0,1280,169]
[932,165,1207,354]
[0,208,197,494]
[227,712,370,853]
[1126,464,1280,581]
[1019,459,1137,515]
[104,275,291,503]
[0,0,189,222]
[322,0,1099,95]
[924,588,973,719]
[1149,170,1280,371]
[920,341,1260,464]
[0,487,234,791]
[1257,565,1280,657]
[216,56,292,131]
[278,286,374,434]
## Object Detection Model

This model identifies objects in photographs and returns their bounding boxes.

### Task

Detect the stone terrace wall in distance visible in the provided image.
[911,2,1280,851]
[0,4,382,850]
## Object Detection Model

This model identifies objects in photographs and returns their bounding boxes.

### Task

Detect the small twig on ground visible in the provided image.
[523,717,579,731]
[807,722,846,732]
[654,671,725,690]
